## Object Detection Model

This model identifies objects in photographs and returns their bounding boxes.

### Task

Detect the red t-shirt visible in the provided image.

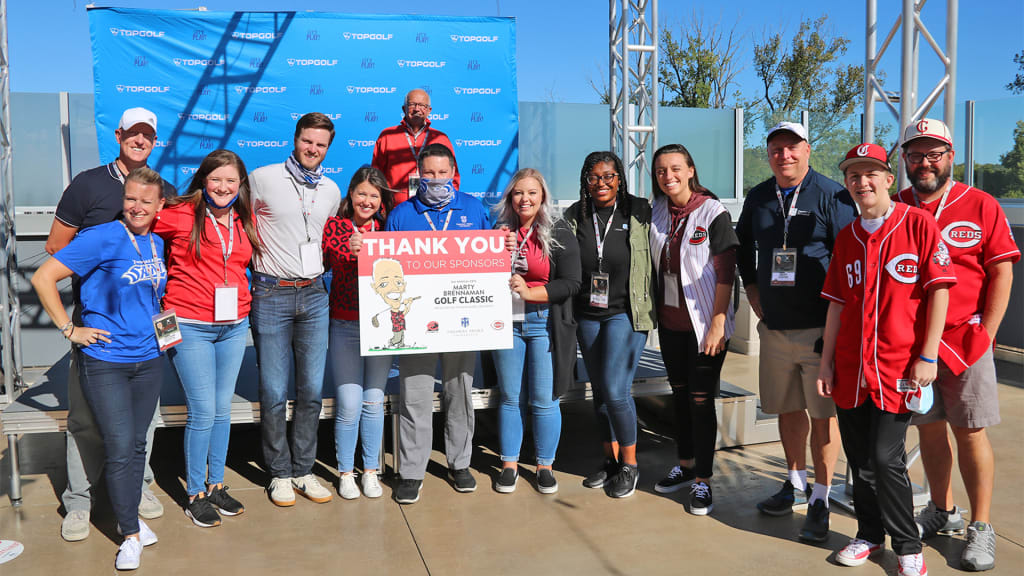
[323,217,379,320]
[153,202,253,323]
[821,203,956,413]
[370,119,460,205]
[512,226,550,303]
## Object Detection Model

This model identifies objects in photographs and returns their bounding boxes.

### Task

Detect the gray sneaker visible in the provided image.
[138,489,165,519]
[961,521,996,572]
[916,501,965,538]
[61,509,90,542]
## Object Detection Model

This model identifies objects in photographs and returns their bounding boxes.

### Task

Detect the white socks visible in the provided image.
[788,469,808,492]
[809,482,831,507]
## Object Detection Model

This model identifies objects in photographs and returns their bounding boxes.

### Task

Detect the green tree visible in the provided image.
[996,120,1024,198]
[659,13,743,108]
[1007,50,1024,95]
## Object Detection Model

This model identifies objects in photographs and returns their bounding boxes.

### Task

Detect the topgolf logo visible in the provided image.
[235,86,287,94]
[397,59,447,69]
[287,58,338,67]
[232,31,283,40]
[110,28,165,38]
[174,58,225,67]
[116,85,169,94]
[342,32,393,41]
[450,34,498,43]
[453,87,501,96]
[346,86,397,95]
[236,140,290,149]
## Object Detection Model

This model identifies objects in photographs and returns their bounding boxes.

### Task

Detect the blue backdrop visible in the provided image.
[88,8,518,204]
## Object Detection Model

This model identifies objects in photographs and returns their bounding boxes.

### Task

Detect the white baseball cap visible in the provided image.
[902,118,953,148]
[118,107,157,132]
[766,121,808,143]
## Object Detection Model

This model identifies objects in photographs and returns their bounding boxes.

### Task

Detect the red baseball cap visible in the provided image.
[839,143,891,173]
[902,118,953,148]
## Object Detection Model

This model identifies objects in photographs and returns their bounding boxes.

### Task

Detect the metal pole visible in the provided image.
[945,0,958,133]
[864,0,877,143]
[899,0,916,189]
[735,108,744,199]
[964,100,975,186]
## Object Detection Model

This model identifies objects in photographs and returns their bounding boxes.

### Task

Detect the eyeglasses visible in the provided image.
[586,173,619,185]
[405,102,431,109]
[905,149,950,164]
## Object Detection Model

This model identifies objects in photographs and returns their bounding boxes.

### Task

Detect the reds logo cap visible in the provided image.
[901,118,953,148]
[839,142,891,173]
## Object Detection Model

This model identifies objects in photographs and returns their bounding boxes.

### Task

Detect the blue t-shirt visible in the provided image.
[54,221,167,363]
[384,190,491,232]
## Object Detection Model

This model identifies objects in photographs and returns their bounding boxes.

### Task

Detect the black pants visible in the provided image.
[836,401,921,555]
[658,328,726,479]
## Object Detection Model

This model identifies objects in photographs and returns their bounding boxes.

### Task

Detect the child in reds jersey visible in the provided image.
[817,144,957,576]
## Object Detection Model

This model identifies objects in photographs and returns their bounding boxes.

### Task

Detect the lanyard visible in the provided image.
[513,225,535,273]
[205,208,235,285]
[118,220,163,310]
[774,182,803,250]
[404,129,427,163]
[665,212,688,271]
[591,202,617,272]
[912,180,953,221]
[423,209,454,231]
[289,179,319,242]
[110,162,126,184]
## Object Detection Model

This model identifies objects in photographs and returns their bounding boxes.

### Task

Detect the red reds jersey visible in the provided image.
[821,203,957,413]
[895,182,1020,371]
[371,118,460,205]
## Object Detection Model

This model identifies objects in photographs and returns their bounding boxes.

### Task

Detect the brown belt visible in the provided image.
[276,278,313,288]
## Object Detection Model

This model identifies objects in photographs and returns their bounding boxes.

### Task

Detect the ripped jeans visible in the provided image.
[329,319,392,472]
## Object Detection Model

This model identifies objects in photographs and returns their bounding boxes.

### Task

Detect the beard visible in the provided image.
[909,162,951,194]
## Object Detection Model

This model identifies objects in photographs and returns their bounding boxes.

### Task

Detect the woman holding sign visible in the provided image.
[323,166,394,500]
[564,151,656,499]
[492,168,581,494]
[154,149,260,528]
[648,144,738,516]
[32,167,167,570]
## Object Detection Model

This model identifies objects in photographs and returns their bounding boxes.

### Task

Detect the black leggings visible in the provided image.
[658,328,726,479]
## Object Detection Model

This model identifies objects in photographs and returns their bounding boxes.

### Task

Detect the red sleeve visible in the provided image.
[152,203,188,240]
[821,232,848,304]
[981,198,1021,266]
[371,133,388,177]
[918,215,958,289]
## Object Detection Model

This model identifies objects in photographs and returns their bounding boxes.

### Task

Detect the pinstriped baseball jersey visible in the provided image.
[821,203,956,413]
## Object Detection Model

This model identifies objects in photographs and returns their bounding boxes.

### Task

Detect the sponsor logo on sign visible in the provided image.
[941,220,983,248]
[192,30,207,41]
[470,112,484,122]
[456,139,503,147]
[364,112,378,122]
[153,140,173,148]
[453,87,501,95]
[287,58,337,67]
[856,144,871,156]
[249,57,265,69]
[397,59,447,69]
[181,167,198,176]
[360,58,375,69]
[471,164,485,175]
[110,28,165,38]
[416,32,429,44]
[173,58,225,67]
[491,321,504,330]
[885,253,920,283]
[690,226,709,245]
[199,137,216,150]
[450,34,499,43]
[426,320,439,332]
[342,32,393,41]
[133,56,148,67]
[461,317,470,328]
[289,112,341,120]
[253,111,268,123]
[236,140,290,148]
[348,140,375,148]
[467,59,481,71]
[428,113,449,121]
[232,31,283,40]
[323,167,344,175]
[178,113,229,121]
[235,86,287,94]
[309,84,325,96]
[306,29,320,41]
[116,85,169,93]
[346,85,396,94]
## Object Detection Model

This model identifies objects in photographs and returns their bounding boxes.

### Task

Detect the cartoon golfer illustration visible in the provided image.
[370,258,420,349]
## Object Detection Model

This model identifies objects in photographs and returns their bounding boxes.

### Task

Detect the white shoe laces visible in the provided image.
[691,482,710,499]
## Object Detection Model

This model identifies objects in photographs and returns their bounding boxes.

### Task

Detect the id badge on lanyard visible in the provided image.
[408,171,420,198]
[153,310,182,351]
[590,204,616,309]
[405,131,425,197]
[771,183,802,286]
[207,209,240,321]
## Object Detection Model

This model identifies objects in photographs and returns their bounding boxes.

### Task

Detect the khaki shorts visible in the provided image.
[757,322,836,419]
[911,347,1000,429]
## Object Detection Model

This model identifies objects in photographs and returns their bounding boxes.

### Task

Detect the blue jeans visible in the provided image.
[577,314,647,447]
[329,319,391,473]
[168,320,249,496]
[77,352,163,537]
[250,276,330,479]
[492,304,561,466]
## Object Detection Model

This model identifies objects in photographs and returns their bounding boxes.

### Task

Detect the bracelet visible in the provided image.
[918,355,937,364]
[58,320,73,338]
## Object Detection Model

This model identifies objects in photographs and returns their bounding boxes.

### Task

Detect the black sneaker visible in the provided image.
[799,499,830,542]
[757,480,807,516]
[582,457,619,489]
[207,485,244,516]
[495,468,518,494]
[536,468,558,494]
[916,501,965,538]
[654,465,696,494]
[394,478,422,504]
[185,494,222,528]
[688,481,713,515]
[608,464,638,498]
[448,468,477,493]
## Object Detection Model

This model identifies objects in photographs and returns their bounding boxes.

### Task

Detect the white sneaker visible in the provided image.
[115,537,143,570]
[836,538,883,567]
[268,477,295,507]
[338,473,360,500]
[61,509,90,542]
[116,519,158,547]
[898,552,928,576]
[361,471,383,499]
[137,489,164,519]
[293,474,333,503]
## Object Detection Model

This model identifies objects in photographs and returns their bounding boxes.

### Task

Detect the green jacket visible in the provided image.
[563,194,656,332]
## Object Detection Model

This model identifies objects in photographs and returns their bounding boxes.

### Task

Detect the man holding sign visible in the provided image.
[380,144,491,503]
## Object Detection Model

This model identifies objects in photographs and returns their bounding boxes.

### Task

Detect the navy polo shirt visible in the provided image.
[735,168,857,330]
[384,190,491,232]
[55,162,177,230]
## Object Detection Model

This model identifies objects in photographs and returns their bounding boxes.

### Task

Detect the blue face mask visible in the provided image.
[204,188,239,210]
[416,177,455,208]
[905,383,934,414]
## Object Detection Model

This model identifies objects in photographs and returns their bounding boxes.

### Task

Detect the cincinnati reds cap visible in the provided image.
[901,118,952,148]
[118,107,157,132]
[766,121,808,143]
[839,142,891,173]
